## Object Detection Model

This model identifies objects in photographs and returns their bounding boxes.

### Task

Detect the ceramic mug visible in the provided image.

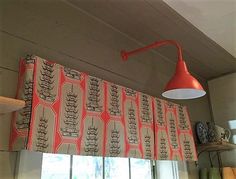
[215,125,231,142]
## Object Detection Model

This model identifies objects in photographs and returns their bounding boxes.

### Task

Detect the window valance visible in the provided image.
[9,55,197,161]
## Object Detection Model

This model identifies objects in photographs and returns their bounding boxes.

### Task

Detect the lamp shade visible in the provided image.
[162,60,206,99]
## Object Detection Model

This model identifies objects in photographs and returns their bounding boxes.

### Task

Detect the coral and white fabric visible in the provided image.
[153,98,197,160]
[9,55,197,161]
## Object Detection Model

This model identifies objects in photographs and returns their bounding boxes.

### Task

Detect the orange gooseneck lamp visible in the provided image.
[121,40,206,100]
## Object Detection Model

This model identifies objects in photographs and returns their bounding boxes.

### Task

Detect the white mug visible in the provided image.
[215,125,231,142]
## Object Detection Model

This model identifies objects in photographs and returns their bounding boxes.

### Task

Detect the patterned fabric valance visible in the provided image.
[9,55,197,161]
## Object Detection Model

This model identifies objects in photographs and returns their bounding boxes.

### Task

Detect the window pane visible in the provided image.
[156,161,179,179]
[72,156,103,179]
[228,120,236,129]
[232,135,236,144]
[228,120,236,144]
[130,158,152,179]
[41,153,70,179]
[105,157,129,179]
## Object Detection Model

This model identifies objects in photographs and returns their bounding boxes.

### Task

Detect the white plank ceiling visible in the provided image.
[164,0,236,58]
[67,0,236,80]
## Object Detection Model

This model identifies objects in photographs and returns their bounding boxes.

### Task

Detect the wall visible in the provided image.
[0,0,212,178]
[15,150,42,179]
[0,152,17,179]
[0,67,19,179]
[208,73,236,166]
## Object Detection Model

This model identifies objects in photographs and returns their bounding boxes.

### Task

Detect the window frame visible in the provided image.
[41,154,186,179]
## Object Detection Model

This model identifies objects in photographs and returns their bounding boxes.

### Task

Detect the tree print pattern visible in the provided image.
[109,122,121,157]
[178,106,189,130]
[156,99,165,126]
[36,108,49,152]
[183,135,193,160]
[61,85,79,137]
[141,94,151,123]
[25,54,36,64]
[128,103,138,144]
[159,132,168,159]
[10,56,198,161]
[86,77,102,112]
[144,129,152,159]
[169,113,178,149]
[17,79,33,129]
[64,67,81,80]
[38,61,56,102]
[84,118,99,155]
[166,102,174,109]
[125,88,136,97]
[109,85,121,116]
[129,149,141,158]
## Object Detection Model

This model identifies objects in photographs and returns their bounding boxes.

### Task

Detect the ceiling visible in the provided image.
[66,0,236,80]
[164,0,236,58]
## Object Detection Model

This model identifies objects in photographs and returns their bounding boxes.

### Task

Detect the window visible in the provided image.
[156,161,179,179]
[130,158,152,179]
[41,153,70,179]
[72,156,103,179]
[105,157,129,179]
[228,120,236,144]
[41,154,189,179]
[156,161,188,179]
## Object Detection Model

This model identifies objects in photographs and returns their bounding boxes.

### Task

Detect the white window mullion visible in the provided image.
[103,157,105,179]
[69,155,73,179]
[172,162,176,179]
[151,160,156,179]
[128,158,131,179]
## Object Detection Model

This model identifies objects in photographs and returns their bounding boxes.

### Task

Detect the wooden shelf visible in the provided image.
[197,141,236,156]
[0,96,25,114]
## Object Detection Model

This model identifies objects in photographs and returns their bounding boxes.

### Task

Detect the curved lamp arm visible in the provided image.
[120,40,206,100]
[121,40,183,61]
